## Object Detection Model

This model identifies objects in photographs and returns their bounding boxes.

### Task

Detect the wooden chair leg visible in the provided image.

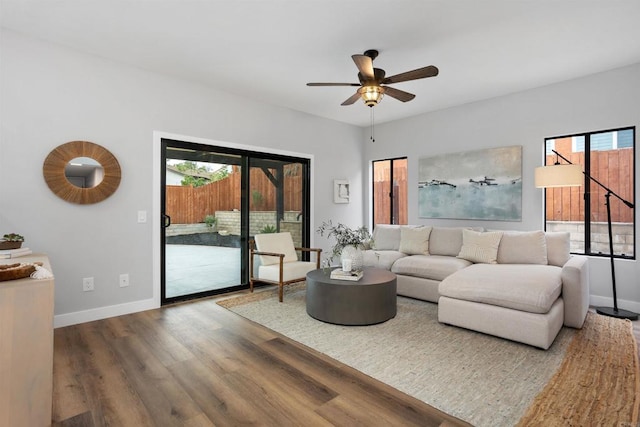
[250,280,254,293]
[279,283,284,302]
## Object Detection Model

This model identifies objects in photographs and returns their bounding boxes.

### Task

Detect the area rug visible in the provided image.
[218,285,640,427]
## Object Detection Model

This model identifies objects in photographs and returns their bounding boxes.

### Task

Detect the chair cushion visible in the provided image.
[457,230,503,264]
[439,264,563,314]
[362,250,407,270]
[497,230,548,265]
[392,255,472,281]
[258,261,316,282]
[372,224,402,250]
[399,226,432,255]
[254,232,298,266]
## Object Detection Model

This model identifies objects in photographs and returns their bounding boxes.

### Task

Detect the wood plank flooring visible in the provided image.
[52,291,471,426]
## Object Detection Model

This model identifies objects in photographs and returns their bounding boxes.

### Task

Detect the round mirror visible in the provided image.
[65,157,105,188]
[43,141,121,204]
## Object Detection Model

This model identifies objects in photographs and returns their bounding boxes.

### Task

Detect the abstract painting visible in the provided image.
[418,145,522,221]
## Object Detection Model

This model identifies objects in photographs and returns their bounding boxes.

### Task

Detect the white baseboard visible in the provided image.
[589,295,640,315]
[54,298,159,328]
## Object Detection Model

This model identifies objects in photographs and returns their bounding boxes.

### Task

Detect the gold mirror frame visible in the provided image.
[43,141,121,204]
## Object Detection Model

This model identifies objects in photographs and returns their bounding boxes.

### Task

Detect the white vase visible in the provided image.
[341,245,364,271]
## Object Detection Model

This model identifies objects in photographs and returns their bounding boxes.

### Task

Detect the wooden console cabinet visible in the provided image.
[0,254,54,427]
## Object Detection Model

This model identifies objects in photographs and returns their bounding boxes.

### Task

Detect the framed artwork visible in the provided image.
[418,145,522,221]
[334,179,350,204]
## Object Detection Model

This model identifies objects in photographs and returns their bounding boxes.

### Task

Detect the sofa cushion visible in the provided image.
[497,230,548,265]
[439,264,563,314]
[429,227,464,256]
[545,232,571,267]
[372,224,401,251]
[457,230,503,264]
[362,250,407,270]
[391,255,472,281]
[399,226,432,255]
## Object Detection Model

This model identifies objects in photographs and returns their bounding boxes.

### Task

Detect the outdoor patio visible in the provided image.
[165,244,241,298]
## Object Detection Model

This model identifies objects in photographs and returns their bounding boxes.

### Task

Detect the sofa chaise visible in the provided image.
[362,225,589,349]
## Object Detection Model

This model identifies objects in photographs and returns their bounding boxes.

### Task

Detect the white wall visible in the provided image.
[0,30,365,325]
[365,62,640,311]
[4,28,638,323]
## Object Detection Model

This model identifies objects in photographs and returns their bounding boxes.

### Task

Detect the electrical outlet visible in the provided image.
[119,273,129,288]
[137,210,147,223]
[83,277,94,292]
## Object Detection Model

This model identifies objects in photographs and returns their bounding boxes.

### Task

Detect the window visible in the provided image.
[372,157,407,226]
[543,127,635,258]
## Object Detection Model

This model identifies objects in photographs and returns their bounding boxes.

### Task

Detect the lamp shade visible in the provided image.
[535,164,583,188]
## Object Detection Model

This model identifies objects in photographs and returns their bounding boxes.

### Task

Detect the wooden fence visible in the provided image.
[166,169,303,224]
[545,148,634,223]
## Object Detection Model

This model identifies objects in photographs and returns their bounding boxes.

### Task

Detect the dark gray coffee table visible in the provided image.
[306,267,397,325]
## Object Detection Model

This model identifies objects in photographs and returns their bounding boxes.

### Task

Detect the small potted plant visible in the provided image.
[0,233,25,250]
[204,214,217,232]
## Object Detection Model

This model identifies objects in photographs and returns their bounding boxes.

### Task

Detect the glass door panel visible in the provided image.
[393,158,408,225]
[249,159,306,250]
[373,157,407,226]
[162,142,243,304]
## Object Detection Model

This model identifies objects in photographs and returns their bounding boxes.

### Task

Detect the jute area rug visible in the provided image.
[218,284,640,427]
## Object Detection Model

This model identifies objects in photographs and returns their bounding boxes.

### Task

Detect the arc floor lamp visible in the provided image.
[535,149,637,320]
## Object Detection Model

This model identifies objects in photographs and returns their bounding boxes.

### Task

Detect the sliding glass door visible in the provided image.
[161,138,310,304]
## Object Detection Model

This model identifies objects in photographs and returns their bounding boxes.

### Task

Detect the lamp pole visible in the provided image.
[551,150,637,320]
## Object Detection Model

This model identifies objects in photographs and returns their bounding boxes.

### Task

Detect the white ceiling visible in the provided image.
[2,1,640,127]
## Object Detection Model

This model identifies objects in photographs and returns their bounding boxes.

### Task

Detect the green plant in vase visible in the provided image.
[316,220,372,269]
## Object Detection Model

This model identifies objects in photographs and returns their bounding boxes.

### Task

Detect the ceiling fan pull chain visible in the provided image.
[370,107,375,143]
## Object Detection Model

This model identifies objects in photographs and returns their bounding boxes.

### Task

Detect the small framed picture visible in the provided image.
[334,179,350,204]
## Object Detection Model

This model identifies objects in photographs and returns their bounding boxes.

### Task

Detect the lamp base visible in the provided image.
[596,306,639,320]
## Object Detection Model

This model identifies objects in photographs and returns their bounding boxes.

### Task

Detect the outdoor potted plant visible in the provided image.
[204,214,217,232]
[0,233,25,250]
[316,220,372,270]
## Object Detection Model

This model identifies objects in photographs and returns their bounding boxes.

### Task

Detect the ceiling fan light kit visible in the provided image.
[307,49,439,108]
[360,86,384,107]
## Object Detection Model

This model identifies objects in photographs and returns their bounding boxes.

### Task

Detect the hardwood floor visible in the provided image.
[52,292,470,426]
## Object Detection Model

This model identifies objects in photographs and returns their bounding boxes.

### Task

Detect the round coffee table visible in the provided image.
[306,267,397,325]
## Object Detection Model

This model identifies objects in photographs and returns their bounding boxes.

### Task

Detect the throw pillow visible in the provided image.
[399,226,432,255]
[429,226,484,256]
[371,224,402,250]
[457,229,503,264]
[497,230,548,265]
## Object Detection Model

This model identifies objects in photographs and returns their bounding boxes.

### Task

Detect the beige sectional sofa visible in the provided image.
[362,225,590,349]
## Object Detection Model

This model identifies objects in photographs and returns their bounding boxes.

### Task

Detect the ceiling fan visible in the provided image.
[307,49,439,107]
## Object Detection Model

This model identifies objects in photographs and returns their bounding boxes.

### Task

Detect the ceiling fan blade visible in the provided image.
[352,54,375,81]
[341,92,362,106]
[383,86,416,102]
[307,82,361,87]
[383,65,439,84]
